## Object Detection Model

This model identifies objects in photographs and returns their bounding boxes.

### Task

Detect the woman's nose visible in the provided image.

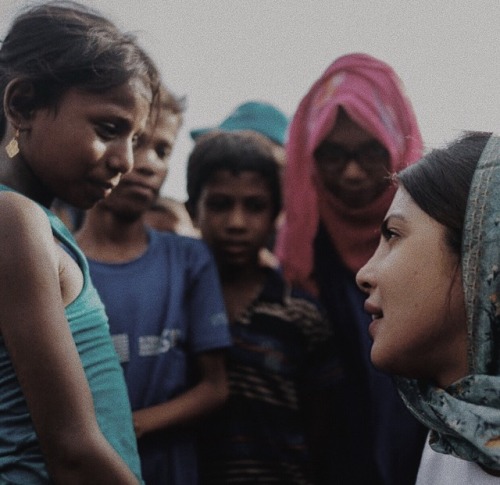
[342,159,367,179]
[356,262,374,293]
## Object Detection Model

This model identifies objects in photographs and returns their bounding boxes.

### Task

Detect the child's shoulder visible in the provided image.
[0,191,57,271]
[263,268,326,316]
[259,268,332,342]
[265,268,323,308]
[150,229,215,264]
[152,229,209,250]
[0,190,51,236]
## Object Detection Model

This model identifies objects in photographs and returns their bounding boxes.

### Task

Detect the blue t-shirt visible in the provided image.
[88,229,231,485]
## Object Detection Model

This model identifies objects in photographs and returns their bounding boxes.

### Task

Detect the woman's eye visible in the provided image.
[381,220,399,241]
[313,143,345,165]
[364,143,389,160]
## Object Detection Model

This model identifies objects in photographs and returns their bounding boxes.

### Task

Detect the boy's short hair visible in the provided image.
[149,84,186,128]
[186,130,282,219]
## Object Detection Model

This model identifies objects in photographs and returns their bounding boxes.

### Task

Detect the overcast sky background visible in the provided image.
[1,0,499,201]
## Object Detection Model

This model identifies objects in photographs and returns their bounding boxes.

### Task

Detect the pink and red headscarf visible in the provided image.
[276,53,423,294]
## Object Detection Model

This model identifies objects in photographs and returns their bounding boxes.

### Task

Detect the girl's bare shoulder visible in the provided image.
[0,191,51,231]
[0,191,55,263]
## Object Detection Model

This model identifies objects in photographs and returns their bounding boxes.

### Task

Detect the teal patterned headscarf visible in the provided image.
[396,134,500,471]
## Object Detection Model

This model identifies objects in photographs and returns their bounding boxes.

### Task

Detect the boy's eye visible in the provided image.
[156,144,172,161]
[205,197,233,212]
[244,198,269,213]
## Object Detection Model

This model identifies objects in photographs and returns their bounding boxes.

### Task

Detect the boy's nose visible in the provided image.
[227,206,246,228]
[133,150,157,176]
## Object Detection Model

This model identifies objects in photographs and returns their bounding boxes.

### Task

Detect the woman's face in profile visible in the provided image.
[356,187,468,387]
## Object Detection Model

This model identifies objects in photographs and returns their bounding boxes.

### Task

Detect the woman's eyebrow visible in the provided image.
[382,213,407,227]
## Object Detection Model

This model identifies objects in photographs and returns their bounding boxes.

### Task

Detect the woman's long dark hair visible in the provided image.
[397,132,491,254]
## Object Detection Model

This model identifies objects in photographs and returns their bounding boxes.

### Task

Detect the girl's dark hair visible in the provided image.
[0,1,160,138]
[186,130,282,219]
[397,131,491,254]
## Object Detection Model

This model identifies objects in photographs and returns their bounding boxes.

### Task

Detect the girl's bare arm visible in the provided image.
[0,193,139,484]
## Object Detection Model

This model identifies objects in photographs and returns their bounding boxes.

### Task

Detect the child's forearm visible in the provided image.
[133,351,228,438]
[133,379,228,438]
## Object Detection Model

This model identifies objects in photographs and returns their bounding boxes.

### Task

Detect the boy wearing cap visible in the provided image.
[190,100,289,168]
[189,100,289,268]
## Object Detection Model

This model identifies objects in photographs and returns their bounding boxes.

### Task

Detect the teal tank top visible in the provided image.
[0,185,143,484]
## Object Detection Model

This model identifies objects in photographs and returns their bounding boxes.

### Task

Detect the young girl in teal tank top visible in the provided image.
[0,2,159,483]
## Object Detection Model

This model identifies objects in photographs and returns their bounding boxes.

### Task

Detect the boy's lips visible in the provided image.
[120,180,157,196]
[121,177,156,190]
[220,240,252,255]
[222,240,250,249]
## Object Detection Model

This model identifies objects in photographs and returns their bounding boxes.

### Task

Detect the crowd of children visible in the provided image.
[0,2,499,485]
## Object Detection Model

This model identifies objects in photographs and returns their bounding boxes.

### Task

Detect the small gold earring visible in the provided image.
[5,129,20,158]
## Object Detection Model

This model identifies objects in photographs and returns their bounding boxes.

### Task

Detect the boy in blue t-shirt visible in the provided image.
[76,87,231,485]
[186,131,340,485]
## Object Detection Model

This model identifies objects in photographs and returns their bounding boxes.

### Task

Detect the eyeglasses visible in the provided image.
[313,141,390,172]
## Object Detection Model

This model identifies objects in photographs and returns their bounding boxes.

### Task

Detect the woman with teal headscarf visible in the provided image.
[356,132,500,484]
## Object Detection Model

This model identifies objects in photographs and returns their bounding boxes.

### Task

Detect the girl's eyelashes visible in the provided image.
[96,118,137,142]
[95,121,119,140]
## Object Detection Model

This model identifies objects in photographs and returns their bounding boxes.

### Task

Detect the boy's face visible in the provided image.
[98,109,180,219]
[194,170,275,269]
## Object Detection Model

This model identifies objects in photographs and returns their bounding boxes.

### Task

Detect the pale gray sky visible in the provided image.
[2,0,499,200]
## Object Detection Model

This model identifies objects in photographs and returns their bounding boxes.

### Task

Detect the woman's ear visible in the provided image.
[3,79,37,129]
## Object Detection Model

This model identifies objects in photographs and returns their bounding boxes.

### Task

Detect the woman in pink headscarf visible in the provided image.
[276,53,427,485]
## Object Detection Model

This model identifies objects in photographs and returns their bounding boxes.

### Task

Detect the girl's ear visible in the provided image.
[3,79,37,128]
